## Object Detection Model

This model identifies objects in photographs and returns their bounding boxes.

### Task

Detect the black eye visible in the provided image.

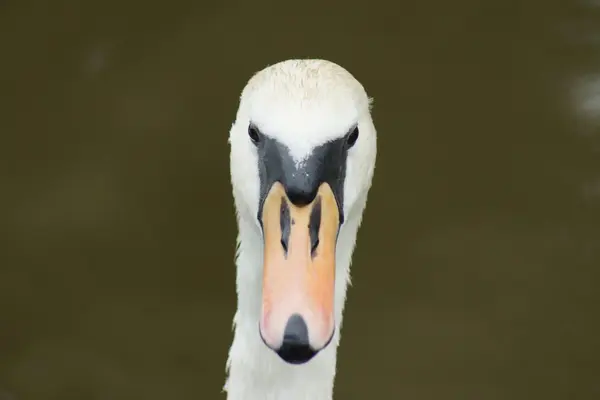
[248,124,260,144]
[347,126,359,148]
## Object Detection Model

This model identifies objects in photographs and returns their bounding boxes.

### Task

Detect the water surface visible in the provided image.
[1,0,599,398]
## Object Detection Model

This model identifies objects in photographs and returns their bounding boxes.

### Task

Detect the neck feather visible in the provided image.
[223,206,363,400]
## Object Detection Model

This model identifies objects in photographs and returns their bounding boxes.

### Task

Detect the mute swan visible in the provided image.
[224,59,377,400]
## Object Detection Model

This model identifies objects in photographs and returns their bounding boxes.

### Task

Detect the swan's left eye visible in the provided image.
[346,126,359,148]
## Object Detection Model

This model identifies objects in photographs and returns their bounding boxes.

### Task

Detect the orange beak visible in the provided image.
[258,181,339,363]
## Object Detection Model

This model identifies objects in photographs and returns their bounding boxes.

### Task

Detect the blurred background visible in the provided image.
[1,0,600,399]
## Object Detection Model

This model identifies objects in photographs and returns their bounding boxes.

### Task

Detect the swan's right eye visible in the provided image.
[248,124,261,145]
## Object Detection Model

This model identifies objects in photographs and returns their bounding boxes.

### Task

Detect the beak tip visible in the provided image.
[276,341,319,365]
[259,313,335,365]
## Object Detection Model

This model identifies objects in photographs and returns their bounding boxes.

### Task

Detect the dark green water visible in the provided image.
[1,1,599,399]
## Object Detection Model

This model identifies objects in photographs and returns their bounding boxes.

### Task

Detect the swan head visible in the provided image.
[229,59,376,366]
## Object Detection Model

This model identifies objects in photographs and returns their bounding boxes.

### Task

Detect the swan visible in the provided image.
[224,59,377,400]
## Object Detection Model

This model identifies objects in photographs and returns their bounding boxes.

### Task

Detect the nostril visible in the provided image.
[311,238,320,255]
[309,197,322,258]
[280,197,291,256]
[276,314,317,364]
